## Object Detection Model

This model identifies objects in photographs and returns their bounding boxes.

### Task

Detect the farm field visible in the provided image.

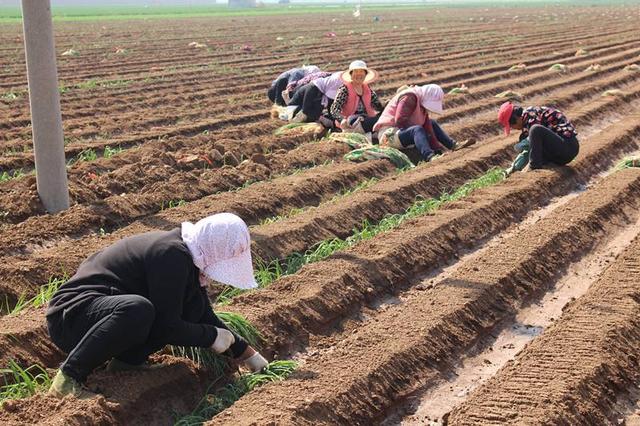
[1,2,640,425]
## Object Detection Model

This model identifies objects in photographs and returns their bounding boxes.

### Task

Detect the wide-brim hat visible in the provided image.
[341,60,379,84]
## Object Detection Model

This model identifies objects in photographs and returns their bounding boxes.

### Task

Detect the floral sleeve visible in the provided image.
[330,86,349,121]
[370,90,383,112]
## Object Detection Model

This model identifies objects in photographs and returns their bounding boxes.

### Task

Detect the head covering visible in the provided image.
[313,72,344,105]
[341,60,379,84]
[411,84,444,114]
[302,65,320,74]
[181,213,257,289]
[498,101,515,135]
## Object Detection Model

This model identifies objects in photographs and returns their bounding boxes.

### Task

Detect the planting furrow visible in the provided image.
[446,232,640,425]
[5,29,636,141]
[0,355,207,426]
[210,164,640,426]
[0,156,396,304]
[383,188,640,424]
[219,111,640,359]
[1,67,638,300]
[2,37,637,213]
[251,83,640,260]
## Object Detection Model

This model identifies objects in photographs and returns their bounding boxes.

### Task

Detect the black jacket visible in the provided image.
[47,228,248,356]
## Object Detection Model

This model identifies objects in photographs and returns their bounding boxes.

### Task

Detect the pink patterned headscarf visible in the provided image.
[181,213,257,289]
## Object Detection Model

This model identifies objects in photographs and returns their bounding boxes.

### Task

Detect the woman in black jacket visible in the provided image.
[46,213,268,398]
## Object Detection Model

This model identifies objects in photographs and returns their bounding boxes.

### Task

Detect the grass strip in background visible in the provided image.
[259,176,380,226]
[174,360,297,426]
[0,169,24,183]
[0,360,52,403]
[216,167,505,305]
[2,276,67,316]
[618,156,640,169]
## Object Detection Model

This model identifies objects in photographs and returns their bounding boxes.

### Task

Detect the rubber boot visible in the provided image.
[48,370,96,399]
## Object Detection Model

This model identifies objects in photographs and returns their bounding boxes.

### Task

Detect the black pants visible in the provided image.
[348,113,382,133]
[529,124,579,168]
[267,76,289,106]
[290,83,330,122]
[47,294,160,382]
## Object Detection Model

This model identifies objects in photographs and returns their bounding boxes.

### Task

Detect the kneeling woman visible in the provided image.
[287,71,344,126]
[268,65,320,106]
[498,101,579,171]
[330,60,383,134]
[46,213,268,399]
[374,84,457,162]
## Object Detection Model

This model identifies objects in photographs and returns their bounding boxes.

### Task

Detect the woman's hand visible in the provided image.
[236,346,269,372]
[236,345,257,361]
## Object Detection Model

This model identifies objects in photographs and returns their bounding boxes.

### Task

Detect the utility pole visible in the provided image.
[21,0,69,213]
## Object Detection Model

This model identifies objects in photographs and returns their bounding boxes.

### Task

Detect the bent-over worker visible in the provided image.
[46,213,268,398]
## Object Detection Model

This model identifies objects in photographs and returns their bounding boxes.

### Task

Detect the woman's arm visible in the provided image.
[330,86,349,121]
[145,248,223,348]
[394,93,418,129]
[199,289,249,358]
[370,90,383,112]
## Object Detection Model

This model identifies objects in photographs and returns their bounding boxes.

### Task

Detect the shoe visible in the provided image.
[48,370,96,399]
[424,152,436,162]
[350,121,365,134]
[290,111,307,123]
[106,358,164,372]
[454,138,477,151]
[318,115,334,128]
[380,128,403,149]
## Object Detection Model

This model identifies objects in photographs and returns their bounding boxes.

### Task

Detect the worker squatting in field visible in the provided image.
[269,60,466,162]
[46,213,268,399]
[498,101,580,175]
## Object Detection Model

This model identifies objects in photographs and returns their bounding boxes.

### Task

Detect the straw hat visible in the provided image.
[341,60,379,84]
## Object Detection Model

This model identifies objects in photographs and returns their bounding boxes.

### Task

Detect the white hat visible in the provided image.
[413,84,444,114]
[341,60,379,84]
[181,213,258,290]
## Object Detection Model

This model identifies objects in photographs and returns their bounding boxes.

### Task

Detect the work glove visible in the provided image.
[244,352,269,372]
[211,327,235,354]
